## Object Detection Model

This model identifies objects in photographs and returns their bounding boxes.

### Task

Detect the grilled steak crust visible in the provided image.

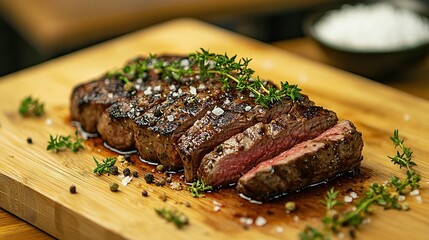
[237,120,363,200]
[97,79,174,150]
[134,80,225,169]
[70,55,185,134]
[198,104,338,187]
[178,94,314,182]
[70,77,129,133]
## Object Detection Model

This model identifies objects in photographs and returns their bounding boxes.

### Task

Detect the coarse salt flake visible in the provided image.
[122,176,133,186]
[198,83,206,90]
[255,216,267,226]
[344,196,353,203]
[239,217,253,226]
[144,87,153,95]
[107,93,113,99]
[180,59,190,67]
[350,191,358,199]
[190,86,197,95]
[403,114,411,121]
[293,215,300,222]
[224,99,231,105]
[398,195,406,202]
[410,189,420,196]
[213,206,221,212]
[154,85,161,92]
[167,115,174,122]
[213,200,223,206]
[212,107,224,116]
[245,106,252,111]
[45,118,53,126]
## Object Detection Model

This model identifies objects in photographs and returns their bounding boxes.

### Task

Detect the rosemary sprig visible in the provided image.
[93,157,116,175]
[19,96,44,116]
[155,207,189,228]
[109,49,302,107]
[299,130,421,240]
[47,131,83,153]
[187,180,213,198]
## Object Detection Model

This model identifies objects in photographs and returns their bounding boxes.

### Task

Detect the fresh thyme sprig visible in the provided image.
[155,207,189,228]
[187,180,213,198]
[47,131,84,153]
[93,157,116,175]
[108,49,302,107]
[299,130,421,240]
[19,96,45,116]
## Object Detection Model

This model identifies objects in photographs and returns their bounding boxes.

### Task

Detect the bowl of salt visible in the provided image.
[305,1,429,80]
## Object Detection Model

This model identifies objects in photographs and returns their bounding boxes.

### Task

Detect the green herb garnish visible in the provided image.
[155,208,189,228]
[19,96,44,116]
[187,180,213,198]
[300,130,421,240]
[109,49,302,107]
[47,131,83,153]
[93,157,116,175]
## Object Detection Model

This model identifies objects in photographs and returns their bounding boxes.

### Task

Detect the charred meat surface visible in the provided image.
[178,93,314,182]
[198,104,338,187]
[237,120,364,201]
[134,79,225,169]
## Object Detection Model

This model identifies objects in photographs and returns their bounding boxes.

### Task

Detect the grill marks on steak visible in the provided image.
[237,120,364,200]
[134,79,225,169]
[177,93,314,182]
[198,104,338,187]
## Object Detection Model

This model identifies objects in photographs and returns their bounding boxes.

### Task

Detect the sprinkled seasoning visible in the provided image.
[189,86,197,95]
[69,185,77,194]
[197,83,206,90]
[244,106,252,111]
[142,190,148,197]
[26,137,33,144]
[212,107,224,116]
[110,182,119,192]
[154,85,161,92]
[255,216,267,226]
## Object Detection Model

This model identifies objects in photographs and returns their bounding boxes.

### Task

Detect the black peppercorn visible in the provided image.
[110,166,119,175]
[123,168,131,177]
[132,171,139,178]
[142,190,148,197]
[144,173,154,183]
[69,185,76,194]
[26,137,33,144]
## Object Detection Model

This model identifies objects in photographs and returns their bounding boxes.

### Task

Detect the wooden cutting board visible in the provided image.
[0,18,428,240]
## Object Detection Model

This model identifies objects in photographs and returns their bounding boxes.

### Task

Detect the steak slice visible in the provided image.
[134,80,225,169]
[198,104,338,187]
[97,79,173,150]
[237,120,364,201]
[177,93,314,182]
[70,55,185,133]
[70,77,129,133]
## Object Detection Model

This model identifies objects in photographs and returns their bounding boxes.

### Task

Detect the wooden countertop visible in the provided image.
[1,18,428,240]
[0,0,340,54]
[272,37,429,100]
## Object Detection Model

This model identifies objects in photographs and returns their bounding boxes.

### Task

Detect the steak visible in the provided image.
[133,79,225,169]
[70,55,184,133]
[198,104,338,187]
[97,79,175,150]
[177,93,314,182]
[237,120,364,201]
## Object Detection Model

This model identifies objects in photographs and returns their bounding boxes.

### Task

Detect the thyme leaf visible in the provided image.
[187,180,213,198]
[93,157,116,175]
[109,49,302,107]
[19,96,45,116]
[155,208,189,228]
[299,130,421,240]
[47,131,83,153]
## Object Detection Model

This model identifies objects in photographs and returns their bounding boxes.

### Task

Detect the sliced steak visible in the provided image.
[198,104,338,187]
[134,80,225,169]
[70,77,129,133]
[97,79,173,150]
[237,120,363,201]
[70,55,185,133]
[178,93,314,182]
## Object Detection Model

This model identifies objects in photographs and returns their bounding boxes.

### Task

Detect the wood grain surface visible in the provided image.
[0,18,428,240]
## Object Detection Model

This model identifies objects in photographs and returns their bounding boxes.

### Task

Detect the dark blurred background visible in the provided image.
[0,0,428,92]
